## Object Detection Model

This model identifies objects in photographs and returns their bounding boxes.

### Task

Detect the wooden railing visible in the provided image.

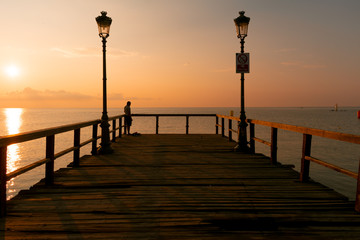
[0,113,217,217]
[2,112,358,214]
[131,114,217,134]
[0,114,125,217]
[215,114,239,141]
[216,114,360,211]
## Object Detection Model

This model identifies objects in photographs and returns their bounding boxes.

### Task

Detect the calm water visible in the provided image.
[0,107,359,200]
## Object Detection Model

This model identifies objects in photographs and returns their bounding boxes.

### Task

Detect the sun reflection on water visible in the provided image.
[6,108,23,135]
[4,108,23,198]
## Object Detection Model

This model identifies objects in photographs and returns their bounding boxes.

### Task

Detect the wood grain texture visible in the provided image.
[1,134,360,239]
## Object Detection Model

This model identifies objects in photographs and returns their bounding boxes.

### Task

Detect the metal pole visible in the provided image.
[234,38,248,152]
[99,37,113,154]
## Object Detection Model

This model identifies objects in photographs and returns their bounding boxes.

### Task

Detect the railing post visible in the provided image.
[355,159,360,212]
[237,121,240,140]
[228,119,232,141]
[156,116,159,134]
[216,116,219,134]
[300,134,312,182]
[73,129,80,167]
[249,123,255,154]
[186,115,189,135]
[119,117,122,138]
[45,135,55,185]
[0,146,7,217]
[91,123,98,155]
[124,116,128,135]
[271,127,278,165]
[221,118,225,137]
[112,119,116,142]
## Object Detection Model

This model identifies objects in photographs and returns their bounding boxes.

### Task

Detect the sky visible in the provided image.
[0,0,359,108]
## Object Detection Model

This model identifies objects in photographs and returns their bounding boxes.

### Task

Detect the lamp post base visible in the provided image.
[98,118,113,155]
[234,143,249,153]
[97,144,114,155]
[234,119,249,153]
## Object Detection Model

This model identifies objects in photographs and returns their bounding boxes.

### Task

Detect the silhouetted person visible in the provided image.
[124,101,132,135]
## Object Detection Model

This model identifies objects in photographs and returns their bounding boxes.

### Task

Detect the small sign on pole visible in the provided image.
[236,53,250,73]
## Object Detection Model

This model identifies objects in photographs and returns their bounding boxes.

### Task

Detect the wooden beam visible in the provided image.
[91,124,98,155]
[271,127,278,165]
[0,146,7,217]
[249,123,255,154]
[156,116,159,134]
[186,116,189,135]
[0,120,99,147]
[247,119,360,144]
[253,137,271,147]
[118,117,122,138]
[112,119,116,142]
[356,159,360,212]
[7,158,49,181]
[300,134,312,182]
[228,119,232,141]
[45,135,55,185]
[305,156,357,179]
[215,116,219,134]
[221,118,225,137]
[73,129,80,167]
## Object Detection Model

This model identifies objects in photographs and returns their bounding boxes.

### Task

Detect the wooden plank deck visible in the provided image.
[1,134,360,239]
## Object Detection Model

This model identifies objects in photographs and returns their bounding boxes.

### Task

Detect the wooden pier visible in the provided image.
[2,134,360,239]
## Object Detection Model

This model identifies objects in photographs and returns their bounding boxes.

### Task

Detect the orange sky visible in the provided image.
[0,0,359,108]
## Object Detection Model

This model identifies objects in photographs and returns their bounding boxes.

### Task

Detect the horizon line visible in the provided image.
[0,106,359,109]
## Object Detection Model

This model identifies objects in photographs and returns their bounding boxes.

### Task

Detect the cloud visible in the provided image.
[51,47,138,58]
[51,47,97,58]
[126,96,159,101]
[0,87,100,108]
[108,93,125,100]
[110,49,138,57]
[2,87,96,101]
[281,61,327,69]
[0,87,165,108]
[280,61,301,66]
[0,88,141,108]
[303,64,327,69]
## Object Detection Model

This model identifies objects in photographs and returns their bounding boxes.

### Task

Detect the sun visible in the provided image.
[4,65,20,78]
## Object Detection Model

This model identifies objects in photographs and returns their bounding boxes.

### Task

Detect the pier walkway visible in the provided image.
[2,134,360,239]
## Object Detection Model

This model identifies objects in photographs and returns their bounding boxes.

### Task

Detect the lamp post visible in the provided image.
[96,11,113,154]
[234,11,250,152]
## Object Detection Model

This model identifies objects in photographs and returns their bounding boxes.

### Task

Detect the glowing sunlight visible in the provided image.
[4,65,21,78]
[5,108,23,174]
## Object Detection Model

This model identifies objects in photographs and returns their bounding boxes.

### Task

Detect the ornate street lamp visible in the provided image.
[96,11,113,154]
[234,11,250,152]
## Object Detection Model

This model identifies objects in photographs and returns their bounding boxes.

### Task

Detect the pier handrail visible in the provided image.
[0,113,217,216]
[216,114,360,211]
[2,112,358,215]
[131,113,217,134]
[0,120,99,147]
[0,115,124,217]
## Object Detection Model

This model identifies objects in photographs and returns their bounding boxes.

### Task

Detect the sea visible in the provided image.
[0,107,359,201]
